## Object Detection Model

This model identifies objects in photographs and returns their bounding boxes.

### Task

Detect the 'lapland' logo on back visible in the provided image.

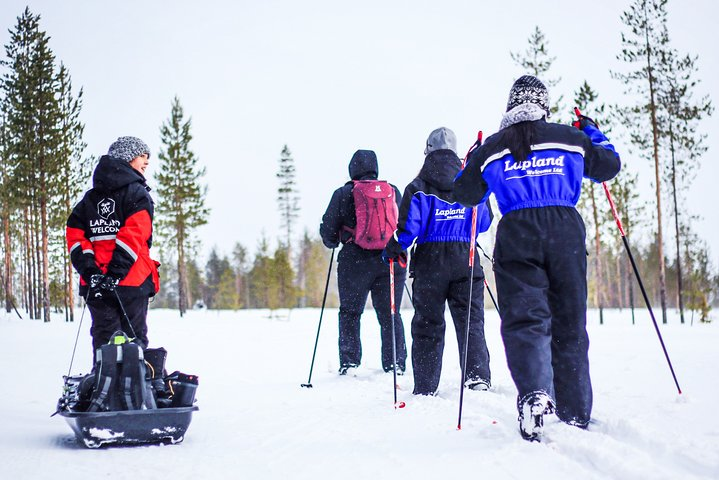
[504,155,565,172]
[434,206,466,221]
[97,198,115,219]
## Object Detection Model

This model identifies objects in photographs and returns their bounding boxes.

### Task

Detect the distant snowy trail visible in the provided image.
[0,307,717,480]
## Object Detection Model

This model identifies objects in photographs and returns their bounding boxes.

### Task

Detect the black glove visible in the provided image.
[100,275,119,292]
[572,114,599,130]
[381,249,407,268]
[82,266,102,286]
[89,274,119,300]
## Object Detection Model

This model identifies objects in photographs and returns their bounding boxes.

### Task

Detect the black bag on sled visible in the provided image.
[56,333,199,448]
[87,334,156,412]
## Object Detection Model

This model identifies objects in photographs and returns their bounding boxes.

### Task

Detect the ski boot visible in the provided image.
[518,391,553,442]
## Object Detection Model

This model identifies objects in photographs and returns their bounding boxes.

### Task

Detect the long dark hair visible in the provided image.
[504,121,537,163]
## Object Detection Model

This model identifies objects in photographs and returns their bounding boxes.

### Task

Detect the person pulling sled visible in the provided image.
[58,137,198,448]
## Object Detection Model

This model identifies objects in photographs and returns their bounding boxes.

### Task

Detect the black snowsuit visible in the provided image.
[319,150,407,372]
[454,119,621,425]
[384,150,492,395]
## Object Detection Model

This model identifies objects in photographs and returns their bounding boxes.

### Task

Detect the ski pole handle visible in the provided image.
[461,131,483,169]
[574,107,627,237]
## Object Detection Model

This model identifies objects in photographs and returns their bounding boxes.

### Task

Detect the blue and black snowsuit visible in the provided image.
[319,150,407,373]
[384,149,492,395]
[454,119,620,425]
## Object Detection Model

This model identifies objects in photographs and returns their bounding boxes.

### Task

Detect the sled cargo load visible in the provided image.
[55,336,199,448]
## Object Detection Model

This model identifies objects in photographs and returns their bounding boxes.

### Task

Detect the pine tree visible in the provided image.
[248,235,273,308]
[52,63,88,321]
[510,26,565,118]
[681,223,716,323]
[297,230,332,307]
[1,8,68,322]
[610,169,644,323]
[186,258,204,308]
[232,242,250,308]
[270,244,296,311]
[276,145,300,257]
[204,248,232,309]
[155,96,209,316]
[214,268,239,309]
[614,0,672,323]
[657,50,713,324]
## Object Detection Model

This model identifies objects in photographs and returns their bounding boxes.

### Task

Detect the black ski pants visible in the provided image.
[87,290,149,355]
[337,244,407,371]
[410,243,491,395]
[494,206,592,426]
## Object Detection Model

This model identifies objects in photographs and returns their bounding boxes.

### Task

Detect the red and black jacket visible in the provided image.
[66,156,160,298]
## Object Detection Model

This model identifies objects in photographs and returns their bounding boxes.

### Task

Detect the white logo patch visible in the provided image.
[97,198,116,219]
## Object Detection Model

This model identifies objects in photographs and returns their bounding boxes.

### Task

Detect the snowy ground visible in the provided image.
[0,304,717,480]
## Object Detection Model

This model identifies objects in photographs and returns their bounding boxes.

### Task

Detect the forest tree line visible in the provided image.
[0,2,716,323]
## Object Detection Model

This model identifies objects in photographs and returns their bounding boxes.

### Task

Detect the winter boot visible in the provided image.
[339,363,358,376]
[518,391,553,442]
[465,378,491,391]
[383,364,406,376]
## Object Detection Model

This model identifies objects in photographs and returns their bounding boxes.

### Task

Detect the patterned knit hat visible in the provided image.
[505,75,550,115]
[499,75,551,130]
[107,136,150,162]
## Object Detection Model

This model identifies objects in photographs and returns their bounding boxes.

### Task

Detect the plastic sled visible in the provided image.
[59,406,198,448]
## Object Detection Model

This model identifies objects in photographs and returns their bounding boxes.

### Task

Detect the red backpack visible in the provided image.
[345,180,398,250]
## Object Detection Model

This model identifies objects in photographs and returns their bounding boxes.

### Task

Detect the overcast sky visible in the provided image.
[2,0,717,266]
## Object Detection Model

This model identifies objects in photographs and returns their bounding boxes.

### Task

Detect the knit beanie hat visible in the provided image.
[499,75,550,130]
[107,136,150,162]
[506,75,550,114]
[424,127,457,155]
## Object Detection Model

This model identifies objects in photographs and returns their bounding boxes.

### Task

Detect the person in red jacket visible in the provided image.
[66,136,160,354]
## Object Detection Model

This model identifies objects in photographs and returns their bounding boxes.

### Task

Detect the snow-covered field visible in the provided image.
[0,305,717,480]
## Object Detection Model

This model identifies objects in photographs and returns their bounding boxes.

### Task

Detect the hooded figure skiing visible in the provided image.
[454,76,621,441]
[382,127,492,396]
[320,149,407,375]
[67,136,160,357]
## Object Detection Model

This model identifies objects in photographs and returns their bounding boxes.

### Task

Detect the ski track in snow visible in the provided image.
[0,307,717,480]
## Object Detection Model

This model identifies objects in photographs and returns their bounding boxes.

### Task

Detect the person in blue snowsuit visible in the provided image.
[320,150,407,375]
[382,127,492,396]
[454,76,621,440]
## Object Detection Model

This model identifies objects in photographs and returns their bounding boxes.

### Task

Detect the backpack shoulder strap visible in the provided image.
[87,345,120,412]
[119,343,153,410]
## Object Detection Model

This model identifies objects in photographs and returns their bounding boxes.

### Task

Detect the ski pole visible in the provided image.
[475,243,500,314]
[575,107,682,395]
[65,292,89,379]
[301,248,335,388]
[114,289,139,341]
[458,131,483,430]
[458,207,478,430]
[389,258,405,409]
[404,283,413,305]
